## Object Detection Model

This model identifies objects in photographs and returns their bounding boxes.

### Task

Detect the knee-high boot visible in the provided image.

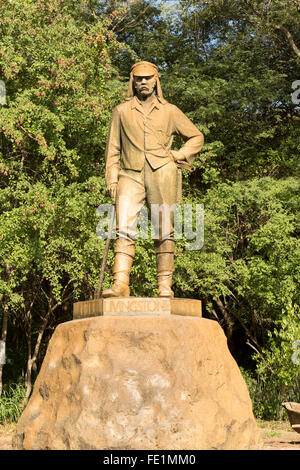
[155,240,175,298]
[102,240,134,298]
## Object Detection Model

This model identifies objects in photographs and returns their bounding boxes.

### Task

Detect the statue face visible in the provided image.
[133,75,156,99]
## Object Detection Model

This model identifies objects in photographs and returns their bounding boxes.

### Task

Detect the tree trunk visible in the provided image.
[0,306,8,396]
[25,359,33,399]
[25,307,52,399]
[25,316,32,399]
[25,281,73,398]
[216,297,234,344]
[23,284,41,398]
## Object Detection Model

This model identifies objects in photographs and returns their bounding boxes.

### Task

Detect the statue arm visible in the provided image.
[171,106,204,168]
[105,107,121,193]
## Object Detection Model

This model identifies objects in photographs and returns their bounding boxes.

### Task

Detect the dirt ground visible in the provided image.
[0,423,15,450]
[0,420,299,450]
[257,419,300,450]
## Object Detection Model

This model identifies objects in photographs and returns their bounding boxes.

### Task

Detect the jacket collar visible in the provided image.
[130,95,166,110]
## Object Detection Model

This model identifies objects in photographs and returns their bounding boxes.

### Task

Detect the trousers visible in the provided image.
[114,158,178,255]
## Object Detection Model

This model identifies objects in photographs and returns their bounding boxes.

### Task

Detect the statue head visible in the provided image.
[126,61,165,102]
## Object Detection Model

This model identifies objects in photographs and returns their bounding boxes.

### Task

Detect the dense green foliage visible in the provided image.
[0,382,26,424]
[0,0,131,396]
[0,0,299,419]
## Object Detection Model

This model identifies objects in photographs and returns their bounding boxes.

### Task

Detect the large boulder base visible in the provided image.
[13,315,262,450]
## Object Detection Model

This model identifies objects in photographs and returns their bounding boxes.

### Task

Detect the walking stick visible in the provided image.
[94,204,116,299]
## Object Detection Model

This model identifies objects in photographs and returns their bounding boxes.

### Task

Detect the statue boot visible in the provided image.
[102,246,134,298]
[155,240,175,298]
[157,269,174,298]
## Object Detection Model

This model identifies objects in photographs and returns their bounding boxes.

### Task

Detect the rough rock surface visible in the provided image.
[13,315,262,450]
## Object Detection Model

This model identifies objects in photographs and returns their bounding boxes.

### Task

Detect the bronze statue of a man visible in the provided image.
[102,61,204,298]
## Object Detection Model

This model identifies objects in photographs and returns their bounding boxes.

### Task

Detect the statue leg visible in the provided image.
[145,160,178,298]
[102,168,145,298]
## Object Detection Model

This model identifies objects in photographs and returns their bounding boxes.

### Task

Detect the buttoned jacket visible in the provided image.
[105,95,204,187]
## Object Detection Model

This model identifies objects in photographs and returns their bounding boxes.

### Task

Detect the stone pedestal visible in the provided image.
[13,315,262,450]
[73,297,202,318]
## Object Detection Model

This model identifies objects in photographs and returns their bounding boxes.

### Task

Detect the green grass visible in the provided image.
[256,418,294,438]
[257,419,291,431]
[0,383,27,424]
[263,430,282,438]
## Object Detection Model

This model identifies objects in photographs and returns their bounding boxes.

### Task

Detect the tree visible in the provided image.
[174,177,299,365]
[0,0,299,413]
[149,1,297,186]
[0,0,131,395]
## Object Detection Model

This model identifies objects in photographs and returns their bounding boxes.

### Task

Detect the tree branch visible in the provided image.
[273,24,300,58]
[241,1,300,59]
[291,0,300,12]
[216,297,235,339]
[246,339,262,356]
[115,5,150,33]
[211,307,220,321]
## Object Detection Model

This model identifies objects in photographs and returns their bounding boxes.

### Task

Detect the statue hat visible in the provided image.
[126,61,165,102]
